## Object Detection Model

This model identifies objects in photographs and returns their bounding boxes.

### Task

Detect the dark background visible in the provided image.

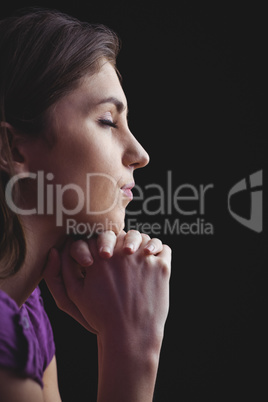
[2,1,266,401]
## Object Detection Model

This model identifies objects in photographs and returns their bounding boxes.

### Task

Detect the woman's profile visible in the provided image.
[0,8,171,401]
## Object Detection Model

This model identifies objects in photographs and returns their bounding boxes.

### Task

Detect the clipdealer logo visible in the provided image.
[4,169,263,236]
[227,170,263,233]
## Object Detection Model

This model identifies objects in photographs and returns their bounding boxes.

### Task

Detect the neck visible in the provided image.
[0,216,66,307]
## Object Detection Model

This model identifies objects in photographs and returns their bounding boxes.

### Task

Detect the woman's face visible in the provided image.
[27,61,149,235]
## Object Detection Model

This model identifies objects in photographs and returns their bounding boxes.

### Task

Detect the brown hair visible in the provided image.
[0,8,120,278]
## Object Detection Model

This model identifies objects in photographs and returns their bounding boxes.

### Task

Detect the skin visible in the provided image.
[0,60,151,304]
[17,60,149,234]
[0,59,172,402]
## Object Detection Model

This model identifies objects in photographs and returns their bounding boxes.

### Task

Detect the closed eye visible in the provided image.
[98,119,118,129]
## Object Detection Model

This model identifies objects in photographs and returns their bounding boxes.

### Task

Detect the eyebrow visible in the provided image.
[97,97,128,114]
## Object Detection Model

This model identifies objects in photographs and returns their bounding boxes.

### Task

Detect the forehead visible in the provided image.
[50,61,128,120]
[78,61,127,109]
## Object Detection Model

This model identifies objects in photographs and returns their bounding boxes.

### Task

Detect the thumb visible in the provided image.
[43,248,61,282]
[43,247,97,334]
[43,246,72,310]
[43,247,67,306]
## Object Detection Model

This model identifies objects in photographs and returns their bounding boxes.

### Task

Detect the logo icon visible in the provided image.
[227,170,263,233]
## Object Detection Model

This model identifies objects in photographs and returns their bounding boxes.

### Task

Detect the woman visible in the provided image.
[0,8,171,402]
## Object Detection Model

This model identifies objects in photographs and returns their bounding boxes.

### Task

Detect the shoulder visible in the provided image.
[0,289,26,372]
[0,289,44,399]
[0,288,61,402]
[0,287,55,387]
[23,286,56,370]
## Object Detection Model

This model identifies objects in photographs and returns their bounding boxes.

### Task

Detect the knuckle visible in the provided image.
[55,299,64,311]
[106,230,117,238]
[99,230,116,240]
[163,261,171,277]
[127,229,141,237]
[160,260,171,277]
[158,254,171,276]
[141,233,151,241]
[151,237,162,245]
[164,244,172,254]
[70,239,86,253]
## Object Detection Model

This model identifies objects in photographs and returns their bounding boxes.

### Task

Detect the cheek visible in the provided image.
[58,174,120,217]
[43,125,125,225]
[86,174,120,213]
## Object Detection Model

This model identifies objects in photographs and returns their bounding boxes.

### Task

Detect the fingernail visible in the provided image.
[125,243,134,253]
[99,246,111,257]
[145,244,155,253]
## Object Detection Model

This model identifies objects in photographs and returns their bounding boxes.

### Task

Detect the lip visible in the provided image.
[120,182,135,200]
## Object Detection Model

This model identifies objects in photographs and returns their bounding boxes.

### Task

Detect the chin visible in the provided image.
[64,208,126,238]
[103,210,125,235]
[114,220,125,235]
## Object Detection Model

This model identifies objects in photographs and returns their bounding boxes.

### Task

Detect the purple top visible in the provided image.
[0,286,55,388]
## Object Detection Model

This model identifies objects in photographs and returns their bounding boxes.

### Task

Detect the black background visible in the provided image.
[2,1,266,401]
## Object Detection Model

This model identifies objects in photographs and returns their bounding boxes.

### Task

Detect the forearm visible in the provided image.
[97,333,161,402]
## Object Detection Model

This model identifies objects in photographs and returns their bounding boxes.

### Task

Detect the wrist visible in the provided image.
[97,332,162,402]
[100,325,163,364]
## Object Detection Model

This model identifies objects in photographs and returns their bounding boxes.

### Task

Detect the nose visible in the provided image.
[122,130,150,170]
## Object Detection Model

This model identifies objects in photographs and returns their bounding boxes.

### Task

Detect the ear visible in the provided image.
[0,122,30,175]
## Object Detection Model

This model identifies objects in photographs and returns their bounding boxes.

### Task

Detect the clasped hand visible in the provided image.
[43,230,171,348]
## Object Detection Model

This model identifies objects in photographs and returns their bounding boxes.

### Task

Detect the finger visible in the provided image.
[61,239,85,298]
[43,248,71,304]
[44,247,77,310]
[97,230,117,258]
[157,245,172,277]
[143,237,163,255]
[123,230,143,254]
[140,233,151,246]
[70,239,93,266]
[44,248,97,334]
[43,247,61,283]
